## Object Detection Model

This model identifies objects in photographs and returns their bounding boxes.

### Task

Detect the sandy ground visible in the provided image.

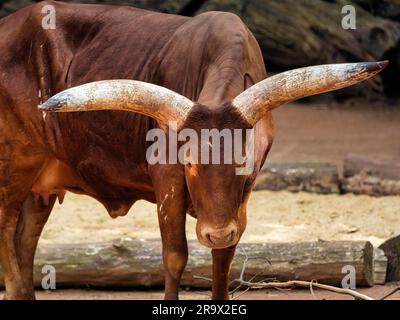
[40,190,400,247]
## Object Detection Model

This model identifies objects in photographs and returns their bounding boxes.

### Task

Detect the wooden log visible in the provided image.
[342,154,400,196]
[379,235,400,281]
[344,154,400,180]
[373,248,387,285]
[255,161,340,194]
[0,238,374,288]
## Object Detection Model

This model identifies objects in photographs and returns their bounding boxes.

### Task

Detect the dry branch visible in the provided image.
[194,252,376,300]
[230,254,374,300]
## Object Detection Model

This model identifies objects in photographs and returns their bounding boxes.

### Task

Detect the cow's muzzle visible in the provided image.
[199,222,239,249]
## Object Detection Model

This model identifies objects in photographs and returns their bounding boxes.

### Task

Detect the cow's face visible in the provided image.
[181,104,256,249]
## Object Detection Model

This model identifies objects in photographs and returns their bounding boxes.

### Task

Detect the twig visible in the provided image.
[380,286,400,300]
[230,270,262,298]
[232,279,374,300]
[309,280,317,299]
[229,253,375,300]
[193,275,212,282]
[194,251,376,300]
[231,287,250,300]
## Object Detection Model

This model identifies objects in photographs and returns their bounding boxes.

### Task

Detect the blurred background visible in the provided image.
[1,0,400,99]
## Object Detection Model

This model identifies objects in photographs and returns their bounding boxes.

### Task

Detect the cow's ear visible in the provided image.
[232,61,388,125]
[39,80,194,129]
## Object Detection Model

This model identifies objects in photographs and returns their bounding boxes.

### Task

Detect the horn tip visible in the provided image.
[38,98,64,111]
[365,60,389,72]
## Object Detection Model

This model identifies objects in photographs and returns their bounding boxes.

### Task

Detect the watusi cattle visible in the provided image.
[0,0,387,299]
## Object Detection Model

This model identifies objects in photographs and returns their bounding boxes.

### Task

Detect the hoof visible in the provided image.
[2,292,36,300]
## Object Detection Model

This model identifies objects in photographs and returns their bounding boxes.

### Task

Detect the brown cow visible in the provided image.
[0,1,387,299]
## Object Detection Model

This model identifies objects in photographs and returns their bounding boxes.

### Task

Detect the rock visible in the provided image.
[65,0,192,14]
[254,161,340,194]
[0,0,192,18]
[346,226,360,234]
[379,235,400,281]
[0,0,34,18]
[197,0,400,98]
[350,0,400,21]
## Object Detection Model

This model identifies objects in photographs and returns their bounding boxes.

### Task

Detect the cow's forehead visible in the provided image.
[181,102,252,130]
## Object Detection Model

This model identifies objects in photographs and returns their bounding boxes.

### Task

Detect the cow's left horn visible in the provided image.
[39,80,194,128]
[232,61,388,125]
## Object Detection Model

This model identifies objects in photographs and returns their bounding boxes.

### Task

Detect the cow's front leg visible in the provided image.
[211,246,236,300]
[15,193,56,299]
[151,165,188,300]
[0,206,26,300]
[158,205,188,299]
[157,187,188,300]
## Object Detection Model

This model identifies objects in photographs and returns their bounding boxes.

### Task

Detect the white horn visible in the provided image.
[232,61,388,125]
[39,80,194,128]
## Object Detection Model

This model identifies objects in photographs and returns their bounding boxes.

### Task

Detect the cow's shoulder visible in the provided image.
[195,11,245,25]
[191,10,253,53]
[194,11,248,34]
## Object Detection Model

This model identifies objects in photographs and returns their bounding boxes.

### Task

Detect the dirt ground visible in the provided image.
[29,101,400,300]
[14,283,400,300]
[1,286,400,300]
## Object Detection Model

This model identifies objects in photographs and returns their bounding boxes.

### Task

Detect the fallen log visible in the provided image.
[344,154,400,180]
[255,161,340,194]
[373,248,388,285]
[0,238,374,288]
[342,154,400,196]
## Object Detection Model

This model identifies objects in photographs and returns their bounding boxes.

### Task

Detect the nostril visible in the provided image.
[207,230,235,244]
[222,231,233,242]
[208,234,220,244]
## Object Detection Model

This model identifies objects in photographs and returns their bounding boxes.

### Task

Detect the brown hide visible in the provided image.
[0,1,271,216]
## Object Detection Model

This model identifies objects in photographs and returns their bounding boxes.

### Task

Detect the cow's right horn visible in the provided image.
[232,61,388,125]
[39,80,194,129]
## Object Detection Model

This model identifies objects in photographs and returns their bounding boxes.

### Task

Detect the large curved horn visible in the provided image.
[232,61,388,125]
[39,80,194,128]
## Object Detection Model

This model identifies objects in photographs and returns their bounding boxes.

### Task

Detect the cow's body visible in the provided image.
[1,1,270,213]
[0,1,271,299]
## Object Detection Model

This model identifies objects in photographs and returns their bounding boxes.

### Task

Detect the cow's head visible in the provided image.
[40,61,387,249]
